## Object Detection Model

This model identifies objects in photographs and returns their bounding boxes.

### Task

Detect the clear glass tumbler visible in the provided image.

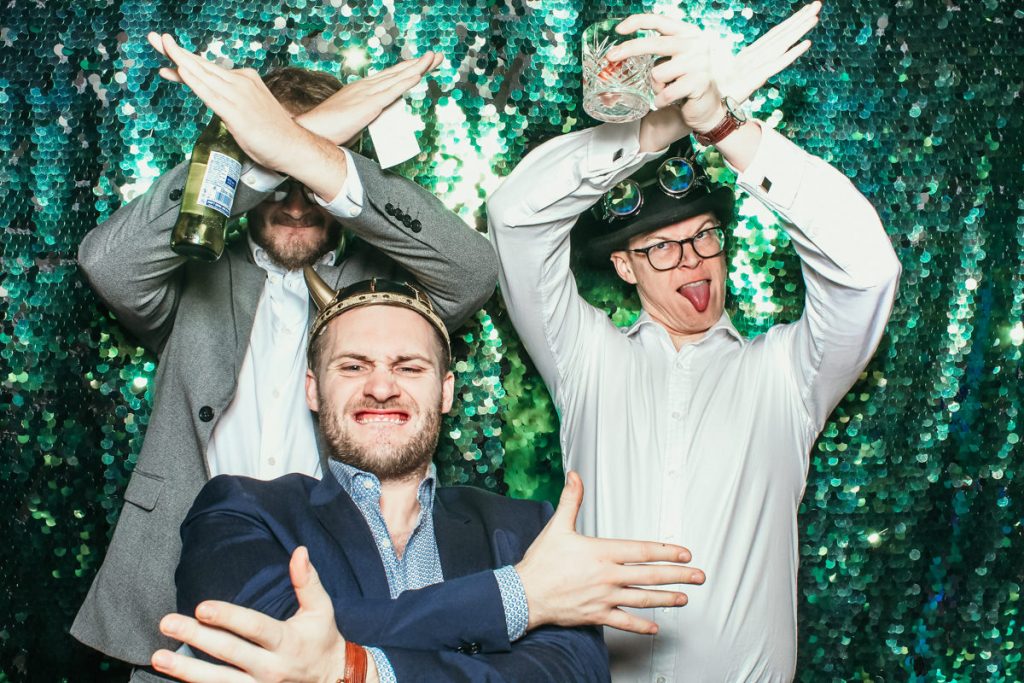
[582,18,655,123]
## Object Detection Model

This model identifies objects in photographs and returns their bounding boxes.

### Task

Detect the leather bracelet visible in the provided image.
[341,640,368,683]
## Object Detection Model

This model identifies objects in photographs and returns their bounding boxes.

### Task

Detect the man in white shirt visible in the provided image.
[73,34,499,676]
[489,5,902,680]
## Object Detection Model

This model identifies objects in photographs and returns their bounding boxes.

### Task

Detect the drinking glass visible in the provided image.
[581,18,655,123]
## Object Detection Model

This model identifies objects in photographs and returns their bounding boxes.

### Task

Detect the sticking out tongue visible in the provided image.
[679,281,711,312]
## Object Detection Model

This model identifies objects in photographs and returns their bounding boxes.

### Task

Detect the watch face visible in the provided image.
[724,96,748,123]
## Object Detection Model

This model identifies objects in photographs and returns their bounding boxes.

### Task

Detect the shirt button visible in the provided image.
[657,676,668,683]
[671,411,682,420]
[267,457,276,467]
[347,207,358,217]
[272,389,280,399]
[363,480,373,489]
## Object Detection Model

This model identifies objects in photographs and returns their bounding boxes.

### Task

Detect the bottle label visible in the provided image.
[197,151,243,217]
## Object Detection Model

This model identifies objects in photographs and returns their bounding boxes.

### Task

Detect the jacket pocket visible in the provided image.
[123,469,164,511]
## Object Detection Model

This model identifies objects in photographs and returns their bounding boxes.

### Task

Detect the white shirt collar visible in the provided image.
[246,234,337,275]
[624,309,744,346]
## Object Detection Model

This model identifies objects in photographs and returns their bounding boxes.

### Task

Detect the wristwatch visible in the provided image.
[694,97,747,147]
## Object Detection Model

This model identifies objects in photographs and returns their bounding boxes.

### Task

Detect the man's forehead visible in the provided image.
[324,305,436,350]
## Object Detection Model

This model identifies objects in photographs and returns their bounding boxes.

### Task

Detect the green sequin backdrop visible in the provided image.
[1,0,1022,679]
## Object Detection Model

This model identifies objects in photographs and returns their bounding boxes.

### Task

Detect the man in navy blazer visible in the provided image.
[149,274,705,682]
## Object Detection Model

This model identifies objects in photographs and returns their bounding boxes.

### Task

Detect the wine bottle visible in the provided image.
[170,116,246,261]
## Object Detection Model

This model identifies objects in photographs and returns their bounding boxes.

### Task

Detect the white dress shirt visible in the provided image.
[205,149,364,480]
[489,121,901,682]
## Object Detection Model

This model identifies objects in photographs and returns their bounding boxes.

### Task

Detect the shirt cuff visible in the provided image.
[365,647,397,683]
[315,146,365,219]
[239,148,365,220]
[240,161,285,192]
[729,122,810,212]
[493,565,529,642]
[585,119,659,179]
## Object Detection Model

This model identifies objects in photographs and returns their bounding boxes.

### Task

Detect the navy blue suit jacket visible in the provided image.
[176,473,610,681]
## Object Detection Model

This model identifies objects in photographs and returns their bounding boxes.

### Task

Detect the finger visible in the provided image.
[151,648,254,683]
[192,600,284,651]
[290,546,335,617]
[614,587,690,609]
[157,66,185,84]
[738,39,812,94]
[174,58,233,112]
[603,607,659,635]
[550,470,584,533]
[159,613,268,671]
[615,14,702,39]
[606,35,694,62]
[654,73,712,108]
[649,48,706,84]
[750,12,820,57]
[365,53,434,83]
[147,31,167,57]
[612,563,706,587]
[160,34,232,84]
[606,538,692,564]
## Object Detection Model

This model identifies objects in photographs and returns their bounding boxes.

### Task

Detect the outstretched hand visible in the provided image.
[295,52,443,147]
[151,547,375,683]
[715,2,821,105]
[515,472,705,635]
[622,2,820,139]
[147,32,310,175]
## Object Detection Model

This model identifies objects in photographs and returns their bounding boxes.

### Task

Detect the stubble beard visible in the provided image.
[319,393,442,482]
[249,209,341,271]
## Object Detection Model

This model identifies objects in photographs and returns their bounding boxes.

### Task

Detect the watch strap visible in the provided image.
[695,108,744,146]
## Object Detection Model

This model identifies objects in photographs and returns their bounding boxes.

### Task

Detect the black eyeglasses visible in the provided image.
[629,227,726,271]
[270,178,317,204]
[600,156,706,221]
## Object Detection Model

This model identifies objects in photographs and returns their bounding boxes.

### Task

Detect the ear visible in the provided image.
[305,368,320,412]
[440,371,455,414]
[610,250,638,285]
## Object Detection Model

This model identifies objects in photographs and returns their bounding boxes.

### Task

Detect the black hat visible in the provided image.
[576,137,735,263]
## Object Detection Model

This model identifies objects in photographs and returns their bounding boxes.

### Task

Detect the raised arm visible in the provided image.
[726,124,901,428]
[77,161,271,353]
[487,121,662,398]
[151,33,496,329]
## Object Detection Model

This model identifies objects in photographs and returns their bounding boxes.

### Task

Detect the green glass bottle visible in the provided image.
[170,116,246,262]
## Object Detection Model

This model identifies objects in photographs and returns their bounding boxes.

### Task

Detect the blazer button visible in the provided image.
[198,406,214,422]
[410,219,422,233]
[169,188,183,201]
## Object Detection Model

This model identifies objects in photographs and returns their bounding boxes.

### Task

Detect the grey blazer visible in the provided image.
[71,152,498,666]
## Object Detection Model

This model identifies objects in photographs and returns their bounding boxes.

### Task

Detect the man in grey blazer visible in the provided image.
[72,33,498,676]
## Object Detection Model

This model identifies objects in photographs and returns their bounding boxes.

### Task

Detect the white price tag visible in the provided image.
[368,99,422,169]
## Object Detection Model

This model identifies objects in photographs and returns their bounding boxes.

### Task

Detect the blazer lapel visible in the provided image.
[434,491,494,580]
[310,474,391,598]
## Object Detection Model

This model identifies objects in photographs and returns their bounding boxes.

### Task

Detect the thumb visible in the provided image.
[290,546,334,617]
[551,471,584,533]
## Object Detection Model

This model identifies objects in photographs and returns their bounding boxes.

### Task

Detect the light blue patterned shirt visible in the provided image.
[329,460,529,682]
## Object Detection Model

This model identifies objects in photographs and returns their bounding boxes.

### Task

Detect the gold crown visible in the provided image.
[304,268,451,359]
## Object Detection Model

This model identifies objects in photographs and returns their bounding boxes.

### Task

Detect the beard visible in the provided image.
[248,207,342,271]
[319,393,442,482]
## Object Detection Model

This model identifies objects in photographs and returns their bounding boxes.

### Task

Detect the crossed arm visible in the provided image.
[154,472,704,681]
